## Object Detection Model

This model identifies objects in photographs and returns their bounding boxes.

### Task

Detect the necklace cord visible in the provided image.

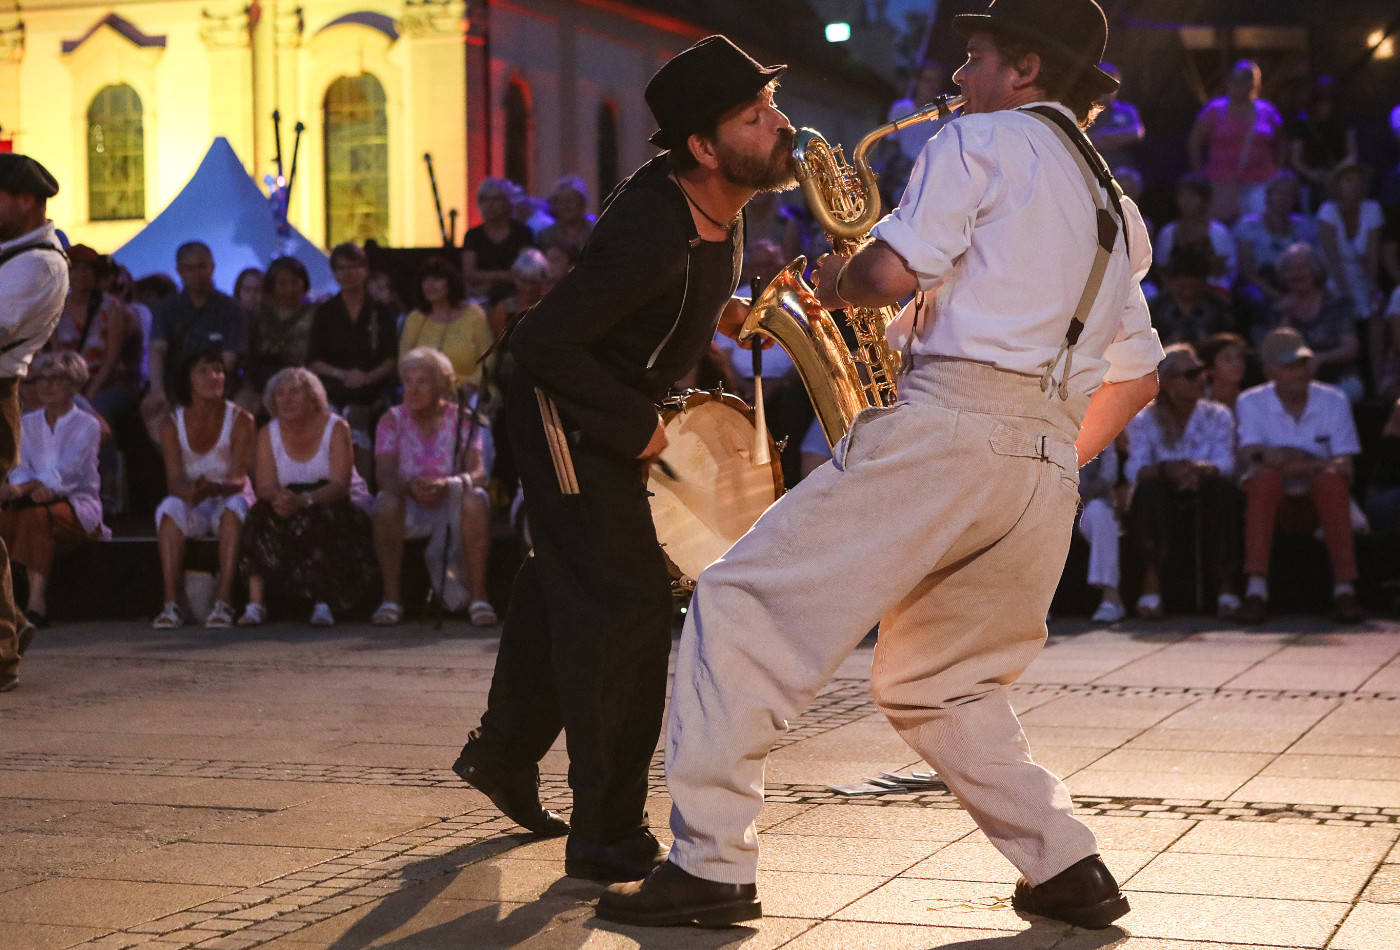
[674,177,736,232]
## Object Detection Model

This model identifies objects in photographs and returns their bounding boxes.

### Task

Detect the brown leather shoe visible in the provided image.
[596,859,761,927]
[450,749,569,838]
[1237,594,1268,625]
[1331,592,1364,624]
[1012,855,1129,930]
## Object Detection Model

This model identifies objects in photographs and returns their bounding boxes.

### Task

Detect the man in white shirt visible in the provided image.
[1236,327,1362,623]
[0,154,69,692]
[598,0,1160,931]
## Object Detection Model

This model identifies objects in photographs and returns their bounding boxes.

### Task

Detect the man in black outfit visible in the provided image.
[453,35,797,883]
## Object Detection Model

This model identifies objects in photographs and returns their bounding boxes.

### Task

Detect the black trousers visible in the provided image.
[1127,472,1241,588]
[0,379,20,678]
[464,372,673,844]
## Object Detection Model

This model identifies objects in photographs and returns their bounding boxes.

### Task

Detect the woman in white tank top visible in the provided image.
[152,352,256,630]
[237,367,377,627]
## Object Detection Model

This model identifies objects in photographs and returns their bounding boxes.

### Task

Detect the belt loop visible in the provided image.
[1038,435,1048,461]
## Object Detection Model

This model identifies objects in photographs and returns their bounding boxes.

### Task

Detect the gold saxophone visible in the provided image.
[740,95,965,447]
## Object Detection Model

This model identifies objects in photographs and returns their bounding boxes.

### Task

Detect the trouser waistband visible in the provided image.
[903,356,1088,443]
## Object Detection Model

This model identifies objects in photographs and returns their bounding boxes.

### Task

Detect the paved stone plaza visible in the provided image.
[3,616,1400,950]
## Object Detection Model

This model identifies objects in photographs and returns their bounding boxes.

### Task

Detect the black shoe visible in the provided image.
[565,829,666,883]
[596,859,761,927]
[1012,855,1129,930]
[1237,594,1268,625]
[22,609,46,630]
[450,750,569,838]
[1331,592,1364,624]
[17,621,35,656]
[0,672,16,693]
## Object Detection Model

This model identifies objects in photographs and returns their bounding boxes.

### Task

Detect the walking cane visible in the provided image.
[424,153,449,246]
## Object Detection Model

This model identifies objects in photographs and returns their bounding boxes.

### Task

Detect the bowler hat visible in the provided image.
[0,153,59,198]
[954,0,1119,96]
[646,35,785,151]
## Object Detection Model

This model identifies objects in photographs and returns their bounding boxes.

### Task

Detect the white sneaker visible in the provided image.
[310,602,335,627]
[1091,601,1126,623]
[152,602,183,630]
[236,602,266,627]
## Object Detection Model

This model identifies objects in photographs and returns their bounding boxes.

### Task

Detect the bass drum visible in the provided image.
[648,390,785,590]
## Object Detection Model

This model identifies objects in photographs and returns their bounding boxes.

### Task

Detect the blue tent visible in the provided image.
[113,137,335,296]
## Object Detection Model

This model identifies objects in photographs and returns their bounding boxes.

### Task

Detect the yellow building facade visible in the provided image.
[1,0,468,253]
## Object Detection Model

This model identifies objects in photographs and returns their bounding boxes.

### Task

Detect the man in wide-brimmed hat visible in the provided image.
[600,0,1161,930]
[452,35,797,885]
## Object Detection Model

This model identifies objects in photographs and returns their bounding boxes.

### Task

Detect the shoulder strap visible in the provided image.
[0,240,66,271]
[1023,106,1130,399]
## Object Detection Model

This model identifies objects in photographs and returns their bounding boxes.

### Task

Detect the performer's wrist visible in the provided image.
[834,262,856,308]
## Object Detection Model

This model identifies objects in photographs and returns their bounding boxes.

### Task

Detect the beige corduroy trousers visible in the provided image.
[665,357,1102,886]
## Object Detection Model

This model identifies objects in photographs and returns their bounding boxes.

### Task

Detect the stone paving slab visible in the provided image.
[7,620,1400,948]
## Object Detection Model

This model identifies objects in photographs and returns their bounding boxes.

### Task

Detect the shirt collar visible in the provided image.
[1019,101,1077,122]
[0,220,57,253]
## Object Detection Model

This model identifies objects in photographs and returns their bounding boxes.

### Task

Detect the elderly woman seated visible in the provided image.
[0,352,109,628]
[372,348,495,625]
[152,350,256,630]
[237,367,376,627]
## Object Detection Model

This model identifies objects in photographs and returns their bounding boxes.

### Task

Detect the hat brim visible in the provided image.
[951,13,1119,95]
[650,64,787,150]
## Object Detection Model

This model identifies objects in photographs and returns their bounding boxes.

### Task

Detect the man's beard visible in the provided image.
[716,127,798,192]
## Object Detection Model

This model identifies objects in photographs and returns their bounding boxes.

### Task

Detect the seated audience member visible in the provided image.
[1267,242,1361,400]
[238,368,376,627]
[1197,332,1250,412]
[1149,246,1236,345]
[1317,163,1383,322]
[1235,328,1363,624]
[1380,285,1400,400]
[0,352,109,627]
[1087,63,1145,170]
[50,245,134,423]
[537,175,595,256]
[142,242,247,442]
[1077,439,1125,623]
[307,242,397,479]
[489,248,551,340]
[234,267,264,315]
[371,349,494,626]
[1365,394,1400,543]
[152,351,256,630]
[1125,346,1241,619]
[398,257,494,392]
[1155,173,1237,292]
[110,264,153,390]
[1233,171,1318,307]
[462,178,537,304]
[237,256,315,417]
[367,270,408,328]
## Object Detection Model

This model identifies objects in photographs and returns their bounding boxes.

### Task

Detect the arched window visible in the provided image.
[596,101,620,200]
[87,84,145,221]
[324,74,389,247]
[504,79,531,191]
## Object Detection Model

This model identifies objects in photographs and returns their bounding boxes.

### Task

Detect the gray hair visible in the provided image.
[31,349,89,389]
[511,247,550,284]
[552,174,588,203]
[398,346,456,394]
[264,366,329,417]
[477,177,511,201]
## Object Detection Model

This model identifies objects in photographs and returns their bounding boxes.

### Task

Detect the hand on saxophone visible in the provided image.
[717,294,773,350]
[813,252,852,312]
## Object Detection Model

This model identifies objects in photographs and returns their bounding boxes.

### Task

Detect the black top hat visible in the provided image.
[646,35,786,151]
[954,0,1119,96]
[0,154,59,199]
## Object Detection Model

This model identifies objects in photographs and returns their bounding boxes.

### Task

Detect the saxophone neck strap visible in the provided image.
[1021,106,1127,400]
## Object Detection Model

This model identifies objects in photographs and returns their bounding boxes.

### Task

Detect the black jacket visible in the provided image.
[510,157,742,458]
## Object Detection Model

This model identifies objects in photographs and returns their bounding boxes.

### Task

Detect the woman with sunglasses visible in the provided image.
[0,351,110,627]
[1123,345,1242,619]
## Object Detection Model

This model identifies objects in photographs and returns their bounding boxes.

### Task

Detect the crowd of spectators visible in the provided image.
[12,57,1400,628]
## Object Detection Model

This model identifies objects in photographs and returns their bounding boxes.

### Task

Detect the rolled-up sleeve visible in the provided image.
[870,124,995,291]
[1101,200,1163,384]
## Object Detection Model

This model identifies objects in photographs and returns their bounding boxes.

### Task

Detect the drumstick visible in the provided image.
[534,387,580,495]
[750,276,771,467]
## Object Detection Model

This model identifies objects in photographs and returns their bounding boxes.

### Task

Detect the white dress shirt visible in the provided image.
[1236,381,1360,459]
[869,102,1162,395]
[9,405,108,535]
[0,221,69,378]
[1124,398,1237,484]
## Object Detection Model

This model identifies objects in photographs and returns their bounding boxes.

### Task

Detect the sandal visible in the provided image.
[205,601,234,629]
[152,602,183,630]
[236,602,266,627]
[372,601,403,626]
[468,600,499,627]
